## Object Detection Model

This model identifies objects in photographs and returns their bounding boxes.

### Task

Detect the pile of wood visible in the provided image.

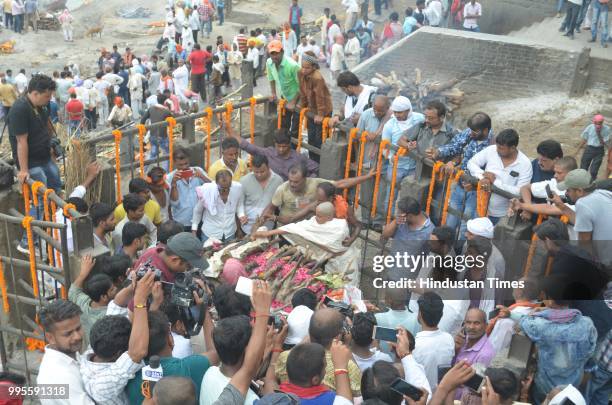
[371,68,465,113]
[38,14,60,31]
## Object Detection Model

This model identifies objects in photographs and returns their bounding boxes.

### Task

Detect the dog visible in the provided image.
[85,25,103,38]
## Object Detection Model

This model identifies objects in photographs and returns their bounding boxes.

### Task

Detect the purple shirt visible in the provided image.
[239,139,318,181]
[453,334,496,399]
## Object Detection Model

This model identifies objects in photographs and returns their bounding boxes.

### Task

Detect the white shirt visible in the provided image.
[413,329,455,390]
[54,185,86,253]
[246,47,260,69]
[80,350,143,405]
[172,64,190,93]
[344,37,361,62]
[200,366,260,405]
[14,72,28,94]
[94,80,110,104]
[425,0,442,26]
[467,145,533,217]
[463,1,482,28]
[38,346,95,405]
[192,182,245,240]
[330,43,345,72]
[401,355,432,402]
[342,0,360,13]
[112,215,157,251]
[352,349,393,371]
[189,11,200,30]
[172,332,193,359]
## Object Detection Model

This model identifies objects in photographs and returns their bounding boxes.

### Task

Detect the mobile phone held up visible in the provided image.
[177,168,195,180]
[372,326,398,343]
[488,308,500,321]
[235,276,253,297]
[389,378,423,401]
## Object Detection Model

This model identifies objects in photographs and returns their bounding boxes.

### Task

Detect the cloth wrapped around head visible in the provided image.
[466,217,495,239]
[221,258,247,285]
[390,96,412,112]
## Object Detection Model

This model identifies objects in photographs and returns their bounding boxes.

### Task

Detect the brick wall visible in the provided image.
[333,28,582,107]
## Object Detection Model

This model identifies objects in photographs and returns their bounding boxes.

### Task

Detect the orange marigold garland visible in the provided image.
[476,180,491,218]
[523,214,544,276]
[386,148,406,224]
[441,169,464,225]
[370,140,390,217]
[136,124,147,177]
[30,181,44,207]
[277,99,286,129]
[343,128,358,200]
[205,107,213,171]
[249,97,257,166]
[425,161,444,216]
[297,108,308,152]
[21,216,39,297]
[322,117,330,143]
[112,130,123,204]
[0,260,9,313]
[354,132,368,210]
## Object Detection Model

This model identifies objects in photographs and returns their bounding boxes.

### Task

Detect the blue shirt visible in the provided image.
[436,128,494,171]
[167,167,209,227]
[403,16,417,35]
[381,113,426,171]
[519,310,597,395]
[389,216,434,279]
[290,5,302,25]
[530,159,554,183]
[581,123,610,147]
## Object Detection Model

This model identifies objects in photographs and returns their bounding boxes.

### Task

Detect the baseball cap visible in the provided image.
[166,232,208,269]
[557,169,592,191]
[268,40,283,53]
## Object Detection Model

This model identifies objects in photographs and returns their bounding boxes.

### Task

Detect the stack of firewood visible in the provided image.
[371,68,465,112]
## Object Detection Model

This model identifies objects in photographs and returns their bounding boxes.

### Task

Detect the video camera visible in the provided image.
[134,259,163,282]
[170,269,211,308]
[324,296,354,319]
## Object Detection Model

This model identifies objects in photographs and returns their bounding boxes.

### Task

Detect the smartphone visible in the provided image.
[463,371,485,392]
[372,326,397,343]
[235,276,253,297]
[323,295,334,306]
[545,184,554,199]
[177,169,194,179]
[488,308,500,320]
[389,378,423,401]
[437,365,452,384]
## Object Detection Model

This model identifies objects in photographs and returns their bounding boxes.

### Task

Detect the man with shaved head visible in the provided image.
[452,307,496,399]
[153,376,196,405]
[273,308,362,395]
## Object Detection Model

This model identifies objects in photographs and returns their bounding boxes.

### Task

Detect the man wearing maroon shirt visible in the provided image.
[65,91,84,136]
[188,43,212,102]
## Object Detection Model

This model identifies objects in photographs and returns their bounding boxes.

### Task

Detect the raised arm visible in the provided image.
[333,167,378,189]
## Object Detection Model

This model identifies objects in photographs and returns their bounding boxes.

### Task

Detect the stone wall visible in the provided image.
[333,27,587,107]
[478,0,557,34]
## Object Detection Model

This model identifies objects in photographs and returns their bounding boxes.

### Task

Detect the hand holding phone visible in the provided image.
[235,276,253,297]
[488,308,501,320]
[389,378,423,401]
[372,326,398,343]
[545,184,554,199]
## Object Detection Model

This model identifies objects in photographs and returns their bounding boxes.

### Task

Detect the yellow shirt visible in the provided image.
[275,350,361,394]
[4,0,11,13]
[114,199,162,225]
[271,177,326,218]
[208,158,250,181]
[0,83,17,107]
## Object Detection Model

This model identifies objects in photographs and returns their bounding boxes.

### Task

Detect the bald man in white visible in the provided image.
[252,202,360,284]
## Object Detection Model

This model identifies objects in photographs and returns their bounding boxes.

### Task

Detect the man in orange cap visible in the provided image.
[107,96,133,128]
[266,39,301,140]
[576,114,610,180]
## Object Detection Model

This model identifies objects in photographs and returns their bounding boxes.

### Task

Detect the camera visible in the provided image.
[327,300,354,319]
[269,313,284,330]
[134,259,163,281]
[170,270,209,308]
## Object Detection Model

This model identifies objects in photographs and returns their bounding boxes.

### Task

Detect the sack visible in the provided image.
[0,166,14,190]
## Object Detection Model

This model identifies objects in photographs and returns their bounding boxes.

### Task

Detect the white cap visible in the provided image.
[285,305,314,345]
[390,96,412,112]
[466,217,495,239]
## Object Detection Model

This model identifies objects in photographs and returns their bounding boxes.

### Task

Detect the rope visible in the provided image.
[277,99,286,129]
[112,130,123,204]
[523,214,544,276]
[165,117,177,172]
[425,161,444,216]
[30,181,44,207]
[370,140,390,217]
[0,260,9,314]
[21,216,39,297]
[386,148,406,224]
[22,183,31,214]
[297,108,308,152]
[343,128,359,201]
[441,169,464,225]
[476,180,491,218]
[205,107,213,171]
[137,124,147,177]
[249,97,257,166]
[354,132,368,210]
[322,117,330,143]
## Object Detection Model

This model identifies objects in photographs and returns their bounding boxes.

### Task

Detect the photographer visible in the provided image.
[8,74,61,254]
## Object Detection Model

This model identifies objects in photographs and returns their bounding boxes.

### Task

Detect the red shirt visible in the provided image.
[189,50,212,75]
[65,98,84,121]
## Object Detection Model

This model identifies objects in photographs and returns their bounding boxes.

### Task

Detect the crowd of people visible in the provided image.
[1,0,612,404]
[556,0,610,46]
